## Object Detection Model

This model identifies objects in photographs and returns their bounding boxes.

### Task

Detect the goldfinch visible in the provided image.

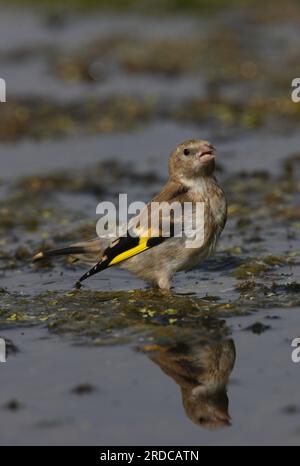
[33,139,227,290]
[149,337,235,429]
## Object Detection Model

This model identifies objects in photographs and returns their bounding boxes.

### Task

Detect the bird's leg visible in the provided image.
[157,276,171,291]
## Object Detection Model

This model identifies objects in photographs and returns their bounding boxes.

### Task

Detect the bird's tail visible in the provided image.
[32,238,108,264]
[32,246,87,262]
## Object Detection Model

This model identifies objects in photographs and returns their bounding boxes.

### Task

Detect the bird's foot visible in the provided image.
[157,276,171,292]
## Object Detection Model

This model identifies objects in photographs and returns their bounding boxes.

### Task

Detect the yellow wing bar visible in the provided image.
[108,237,149,266]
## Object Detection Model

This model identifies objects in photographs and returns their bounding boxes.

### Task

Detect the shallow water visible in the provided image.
[0,5,300,446]
[1,311,300,446]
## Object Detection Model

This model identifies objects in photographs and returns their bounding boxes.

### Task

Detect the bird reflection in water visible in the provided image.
[141,336,236,430]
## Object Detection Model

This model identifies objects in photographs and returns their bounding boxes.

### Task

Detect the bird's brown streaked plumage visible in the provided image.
[33,139,227,290]
[147,337,236,430]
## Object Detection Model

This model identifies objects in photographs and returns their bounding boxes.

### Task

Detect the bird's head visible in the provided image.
[169,139,216,183]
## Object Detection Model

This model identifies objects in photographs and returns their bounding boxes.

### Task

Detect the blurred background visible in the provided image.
[0,0,300,446]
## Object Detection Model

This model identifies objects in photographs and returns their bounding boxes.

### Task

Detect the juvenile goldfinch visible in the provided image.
[149,337,236,429]
[33,139,227,290]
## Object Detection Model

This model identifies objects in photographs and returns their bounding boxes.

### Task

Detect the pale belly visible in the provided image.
[121,230,220,283]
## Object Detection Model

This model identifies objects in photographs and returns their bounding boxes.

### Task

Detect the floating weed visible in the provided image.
[168,318,177,325]
[263,255,287,267]
[1,281,299,345]
[0,289,238,344]
[232,261,269,280]
[232,255,296,280]
[0,96,156,142]
[235,280,257,293]
[271,282,300,294]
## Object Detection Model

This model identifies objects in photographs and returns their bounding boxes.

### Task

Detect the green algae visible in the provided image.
[0,96,157,142]
[4,93,300,142]
[0,280,299,347]
[0,289,236,345]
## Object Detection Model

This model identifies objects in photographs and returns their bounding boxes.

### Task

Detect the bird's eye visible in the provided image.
[183,148,190,156]
[198,416,209,424]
